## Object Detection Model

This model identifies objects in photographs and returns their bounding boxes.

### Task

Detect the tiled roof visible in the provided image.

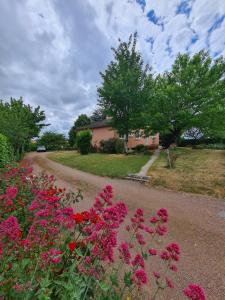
[76,119,111,130]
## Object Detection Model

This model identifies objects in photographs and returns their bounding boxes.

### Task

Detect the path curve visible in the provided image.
[24,152,225,300]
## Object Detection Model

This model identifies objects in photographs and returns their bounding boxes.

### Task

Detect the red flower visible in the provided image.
[81,211,90,221]
[183,284,206,300]
[90,213,101,224]
[148,248,157,255]
[68,242,77,252]
[73,213,84,224]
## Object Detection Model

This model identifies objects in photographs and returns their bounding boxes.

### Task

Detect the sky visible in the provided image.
[0,0,224,135]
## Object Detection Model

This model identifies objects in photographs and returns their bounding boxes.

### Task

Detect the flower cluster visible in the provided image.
[0,166,206,300]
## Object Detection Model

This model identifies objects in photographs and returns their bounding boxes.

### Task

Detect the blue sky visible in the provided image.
[0,0,224,134]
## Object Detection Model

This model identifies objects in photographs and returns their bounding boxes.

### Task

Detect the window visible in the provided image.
[135,130,141,139]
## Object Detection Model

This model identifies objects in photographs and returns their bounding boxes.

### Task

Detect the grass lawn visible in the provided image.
[148,148,225,199]
[48,151,151,178]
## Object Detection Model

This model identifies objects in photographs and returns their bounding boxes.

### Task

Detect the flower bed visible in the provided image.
[0,165,206,299]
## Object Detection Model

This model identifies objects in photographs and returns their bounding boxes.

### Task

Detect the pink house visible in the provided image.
[77,119,159,150]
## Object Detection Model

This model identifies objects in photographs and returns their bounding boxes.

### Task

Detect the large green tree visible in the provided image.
[68,114,91,147]
[38,131,67,151]
[0,98,47,158]
[148,51,225,146]
[90,107,106,122]
[97,33,152,149]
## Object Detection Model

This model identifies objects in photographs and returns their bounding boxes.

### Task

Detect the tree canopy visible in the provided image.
[147,51,225,146]
[38,131,67,151]
[68,114,91,147]
[74,114,91,128]
[0,98,47,157]
[90,107,106,122]
[97,33,152,146]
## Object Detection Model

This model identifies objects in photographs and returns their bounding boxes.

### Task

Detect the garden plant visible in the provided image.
[0,165,205,299]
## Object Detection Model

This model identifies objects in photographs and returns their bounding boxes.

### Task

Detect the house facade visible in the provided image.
[76,119,159,150]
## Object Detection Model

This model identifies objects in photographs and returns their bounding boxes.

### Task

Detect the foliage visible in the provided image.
[27,142,38,152]
[74,114,91,128]
[115,139,125,154]
[76,130,92,155]
[133,144,147,153]
[68,126,77,147]
[90,107,106,122]
[0,134,13,168]
[68,114,91,147]
[97,33,152,148]
[100,138,117,154]
[0,98,47,159]
[0,165,205,299]
[48,152,150,178]
[147,51,225,146]
[38,131,67,151]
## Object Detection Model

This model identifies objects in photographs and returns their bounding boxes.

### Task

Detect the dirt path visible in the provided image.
[24,152,225,300]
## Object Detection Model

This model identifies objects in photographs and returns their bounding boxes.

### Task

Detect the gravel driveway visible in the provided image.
[24,152,225,300]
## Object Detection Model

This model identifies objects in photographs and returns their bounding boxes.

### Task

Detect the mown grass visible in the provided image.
[48,152,151,178]
[148,148,225,199]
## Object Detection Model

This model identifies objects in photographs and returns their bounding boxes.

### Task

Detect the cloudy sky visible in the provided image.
[0,0,224,135]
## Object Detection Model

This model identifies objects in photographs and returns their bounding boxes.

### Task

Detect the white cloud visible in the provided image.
[0,0,224,134]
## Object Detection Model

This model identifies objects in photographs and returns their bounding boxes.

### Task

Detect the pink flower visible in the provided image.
[0,216,20,241]
[148,248,157,256]
[136,233,146,245]
[118,242,131,264]
[156,225,167,236]
[166,243,180,261]
[166,277,174,288]
[153,271,160,279]
[183,284,206,300]
[157,208,168,223]
[132,254,145,268]
[160,250,170,260]
[144,226,154,234]
[150,216,158,223]
[133,269,148,286]
[6,186,18,199]
[170,264,178,272]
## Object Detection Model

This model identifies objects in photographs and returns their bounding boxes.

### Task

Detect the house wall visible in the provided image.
[127,133,159,149]
[91,127,117,147]
[91,127,159,149]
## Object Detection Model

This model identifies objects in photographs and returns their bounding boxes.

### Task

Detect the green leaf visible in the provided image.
[21,258,30,269]
[124,271,133,287]
[98,280,110,291]
[110,274,119,286]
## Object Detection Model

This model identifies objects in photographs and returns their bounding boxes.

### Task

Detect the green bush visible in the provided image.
[115,139,124,153]
[38,131,67,151]
[0,134,13,167]
[100,138,117,153]
[133,144,146,153]
[76,130,92,154]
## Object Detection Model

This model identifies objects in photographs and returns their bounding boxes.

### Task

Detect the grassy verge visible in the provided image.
[48,151,151,178]
[148,148,225,199]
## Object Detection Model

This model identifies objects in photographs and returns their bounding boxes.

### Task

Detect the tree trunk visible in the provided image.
[124,132,129,154]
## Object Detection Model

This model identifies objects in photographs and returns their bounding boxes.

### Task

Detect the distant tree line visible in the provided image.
[0,98,47,159]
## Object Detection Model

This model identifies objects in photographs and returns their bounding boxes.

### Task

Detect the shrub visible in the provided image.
[76,130,92,154]
[115,139,125,153]
[100,138,117,153]
[0,165,206,300]
[0,134,13,168]
[38,131,67,151]
[134,144,146,153]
